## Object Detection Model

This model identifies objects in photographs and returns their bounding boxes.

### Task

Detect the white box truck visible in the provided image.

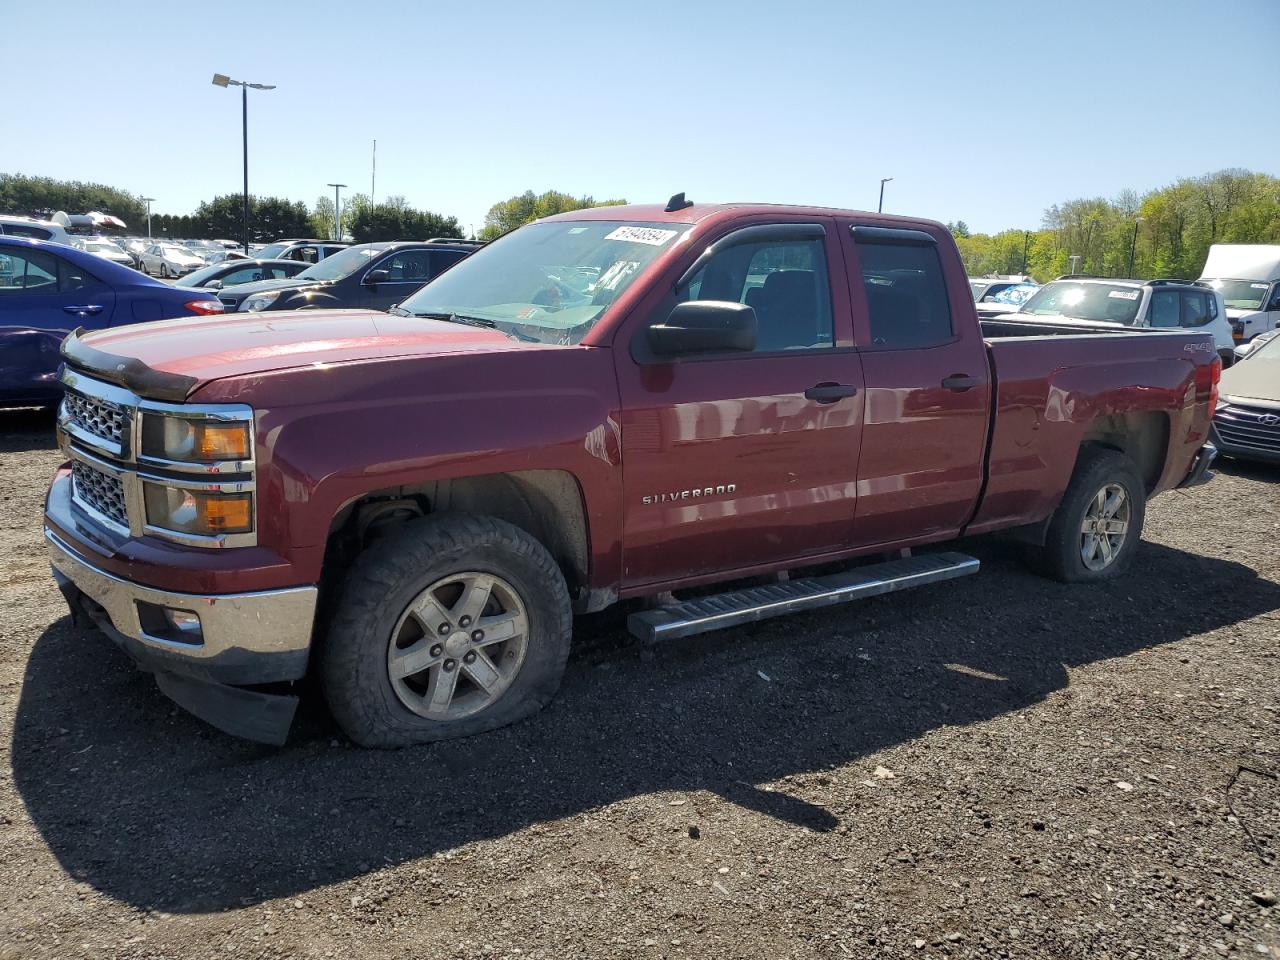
[1199,244,1280,342]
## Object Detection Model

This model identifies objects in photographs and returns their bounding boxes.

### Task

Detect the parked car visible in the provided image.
[995,276,1235,364]
[173,258,309,290]
[44,200,1219,746]
[252,239,350,263]
[0,215,72,246]
[0,235,222,408]
[974,281,1039,319]
[969,275,1032,303]
[71,237,134,269]
[139,242,206,278]
[212,240,475,314]
[1234,327,1280,362]
[118,237,151,269]
[1199,244,1280,344]
[1212,331,1280,464]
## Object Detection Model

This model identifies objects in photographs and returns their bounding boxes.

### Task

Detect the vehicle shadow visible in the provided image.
[1215,455,1280,483]
[0,407,57,453]
[11,539,1280,914]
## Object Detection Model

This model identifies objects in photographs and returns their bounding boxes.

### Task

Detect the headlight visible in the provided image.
[143,484,253,536]
[240,290,281,312]
[141,416,251,463]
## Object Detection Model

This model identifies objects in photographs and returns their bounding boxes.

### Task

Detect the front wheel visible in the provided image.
[320,515,572,748]
[1030,447,1146,583]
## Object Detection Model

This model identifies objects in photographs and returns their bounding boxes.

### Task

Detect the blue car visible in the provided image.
[0,235,223,408]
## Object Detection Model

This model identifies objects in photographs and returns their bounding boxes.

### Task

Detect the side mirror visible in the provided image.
[648,300,757,356]
[207,279,223,290]
[364,269,390,285]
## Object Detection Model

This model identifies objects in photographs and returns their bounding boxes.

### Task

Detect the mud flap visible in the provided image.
[154,672,298,747]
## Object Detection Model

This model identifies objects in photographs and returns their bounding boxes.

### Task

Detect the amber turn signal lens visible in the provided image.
[199,494,252,532]
[196,423,251,461]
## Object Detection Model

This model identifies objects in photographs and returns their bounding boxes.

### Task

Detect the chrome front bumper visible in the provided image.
[46,527,317,669]
[46,527,318,744]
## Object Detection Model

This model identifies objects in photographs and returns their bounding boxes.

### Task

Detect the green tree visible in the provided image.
[480,190,626,240]
[346,194,462,243]
[0,173,147,228]
[191,195,311,243]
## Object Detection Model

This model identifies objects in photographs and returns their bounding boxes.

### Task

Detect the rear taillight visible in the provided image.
[184,299,225,316]
[1209,355,1222,410]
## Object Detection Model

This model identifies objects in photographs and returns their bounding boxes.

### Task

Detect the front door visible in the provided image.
[0,247,114,402]
[615,220,865,588]
[836,221,991,547]
[360,249,436,310]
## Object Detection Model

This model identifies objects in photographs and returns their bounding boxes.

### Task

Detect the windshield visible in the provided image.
[296,245,381,281]
[160,246,190,258]
[992,283,1039,306]
[1204,278,1270,311]
[1018,281,1143,324]
[395,220,690,344]
[256,242,296,259]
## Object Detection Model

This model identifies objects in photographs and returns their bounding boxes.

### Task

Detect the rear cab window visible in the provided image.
[853,229,954,349]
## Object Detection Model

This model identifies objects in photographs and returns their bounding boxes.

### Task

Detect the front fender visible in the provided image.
[198,347,625,590]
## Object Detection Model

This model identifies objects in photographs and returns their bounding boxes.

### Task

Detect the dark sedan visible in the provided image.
[174,258,309,291]
[213,240,479,314]
[0,236,221,408]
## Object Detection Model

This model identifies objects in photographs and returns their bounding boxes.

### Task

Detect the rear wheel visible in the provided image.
[1030,447,1146,583]
[321,515,572,748]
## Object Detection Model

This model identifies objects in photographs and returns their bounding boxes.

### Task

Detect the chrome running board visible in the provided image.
[627,552,980,643]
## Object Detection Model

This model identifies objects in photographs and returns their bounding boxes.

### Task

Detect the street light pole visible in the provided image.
[1127,217,1144,278]
[878,177,894,213]
[141,197,155,239]
[212,74,276,254]
[1022,230,1030,275]
[327,183,347,242]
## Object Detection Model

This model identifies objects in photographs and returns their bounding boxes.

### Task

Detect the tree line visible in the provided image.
[5,171,1277,271]
[951,169,1280,281]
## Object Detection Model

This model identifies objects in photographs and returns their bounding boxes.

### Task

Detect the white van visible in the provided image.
[1198,244,1280,343]
[0,215,72,246]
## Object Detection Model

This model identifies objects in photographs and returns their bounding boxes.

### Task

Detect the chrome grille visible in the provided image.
[64,390,127,448]
[71,461,128,528]
[1214,403,1280,454]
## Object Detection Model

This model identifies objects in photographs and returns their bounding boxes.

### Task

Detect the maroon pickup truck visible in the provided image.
[44,198,1220,746]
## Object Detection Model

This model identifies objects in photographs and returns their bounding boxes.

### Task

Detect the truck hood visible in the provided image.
[1225,308,1263,321]
[69,309,540,394]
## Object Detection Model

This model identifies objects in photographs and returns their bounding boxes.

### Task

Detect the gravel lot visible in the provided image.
[2,409,1278,959]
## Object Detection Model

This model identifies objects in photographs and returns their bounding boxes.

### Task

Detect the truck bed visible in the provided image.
[980,317,1153,339]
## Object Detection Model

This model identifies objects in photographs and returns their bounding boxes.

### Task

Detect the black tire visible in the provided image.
[1030,446,1146,583]
[320,514,572,748]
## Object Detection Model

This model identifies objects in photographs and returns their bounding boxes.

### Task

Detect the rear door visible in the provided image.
[615,219,865,587]
[837,222,991,547]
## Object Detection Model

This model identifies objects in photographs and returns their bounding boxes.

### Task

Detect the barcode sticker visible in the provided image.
[1108,290,1140,300]
[604,226,678,246]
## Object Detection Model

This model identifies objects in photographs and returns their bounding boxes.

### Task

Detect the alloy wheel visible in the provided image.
[387,571,529,720]
[1080,483,1130,571]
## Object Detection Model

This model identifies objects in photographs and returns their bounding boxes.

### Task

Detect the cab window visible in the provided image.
[680,236,833,352]
[857,240,954,349]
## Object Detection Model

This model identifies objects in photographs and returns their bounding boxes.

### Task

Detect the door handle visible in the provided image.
[63,305,104,315]
[804,382,858,403]
[941,374,980,391]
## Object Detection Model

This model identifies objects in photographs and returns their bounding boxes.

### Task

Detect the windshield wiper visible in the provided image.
[410,311,540,343]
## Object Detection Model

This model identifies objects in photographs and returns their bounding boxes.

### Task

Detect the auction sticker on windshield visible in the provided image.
[1109,290,1140,300]
[604,226,679,246]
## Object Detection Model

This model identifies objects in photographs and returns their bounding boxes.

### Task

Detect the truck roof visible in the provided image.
[541,201,946,231]
[1199,243,1280,283]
